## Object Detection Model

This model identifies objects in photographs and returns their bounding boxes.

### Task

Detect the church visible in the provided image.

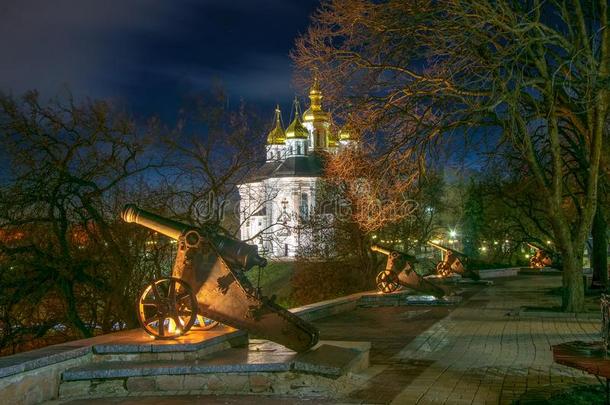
[238,77,356,259]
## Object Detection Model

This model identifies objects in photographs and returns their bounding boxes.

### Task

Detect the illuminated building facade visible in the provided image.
[238,77,356,258]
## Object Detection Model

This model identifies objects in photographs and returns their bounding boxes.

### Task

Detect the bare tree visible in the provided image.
[293,0,609,311]
[0,92,166,352]
[160,85,266,235]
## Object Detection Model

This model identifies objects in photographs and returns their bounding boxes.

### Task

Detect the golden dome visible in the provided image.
[286,98,309,139]
[339,125,355,141]
[302,107,329,123]
[286,117,309,139]
[266,105,286,145]
[302,73,329,123]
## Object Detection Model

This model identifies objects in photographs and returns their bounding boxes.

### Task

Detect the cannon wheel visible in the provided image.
[194,315,219,331]
[436,261,452,277]
[376,270,399,293]
[137,277,197,339]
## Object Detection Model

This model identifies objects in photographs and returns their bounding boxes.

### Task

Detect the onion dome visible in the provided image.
[339,125,355,141]
[302,74,330,123]
[266,105,286,145]
[286,98,309,139]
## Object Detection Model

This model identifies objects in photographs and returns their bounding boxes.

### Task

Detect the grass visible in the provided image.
[515,384,607,404]
[246,261,297,308]
[548,384,606,404]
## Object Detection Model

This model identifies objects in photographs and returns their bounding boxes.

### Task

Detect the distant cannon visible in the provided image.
[426,241,480,280]
[122,204,318,352]
[525,242,555,269]
[370,244,445,297]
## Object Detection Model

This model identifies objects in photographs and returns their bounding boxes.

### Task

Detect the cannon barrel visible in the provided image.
[371,244,391,256]
[426,240,449,252]
[371,244,418,262]
[427,241,468,258]
[122,204,192,240]
[122,204,267,270]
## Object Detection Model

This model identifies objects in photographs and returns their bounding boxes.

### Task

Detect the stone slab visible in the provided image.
[62,339,369,381]
[0,343,91,379]
[0,326,245,380]
[519,267,562,275]
[479,267,521,278]
[290,292,363,321]
[92,326,246,354]
[358,290,462,307]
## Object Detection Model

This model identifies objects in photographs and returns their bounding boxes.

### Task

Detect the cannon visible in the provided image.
[525,242,555,269]
[426,241,480,280]
[122,204,318,352]
[371,244,445,297]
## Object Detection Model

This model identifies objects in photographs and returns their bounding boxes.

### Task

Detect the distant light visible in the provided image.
[546,240,552,244]
[525,254,530,258]
[372,235,377,239]
[493,241,498,245]
[449,230,457,238]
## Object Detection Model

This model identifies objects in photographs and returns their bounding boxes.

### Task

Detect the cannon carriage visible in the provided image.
[371,244,445,297]
[122,205,318,352]
[427,241,480,280]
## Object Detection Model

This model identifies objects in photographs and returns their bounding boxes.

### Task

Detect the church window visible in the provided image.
[297,144,301,155]
[284,244,288,256]
[300,193,309,218]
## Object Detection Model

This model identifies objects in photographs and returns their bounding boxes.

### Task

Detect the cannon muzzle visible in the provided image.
[122,204,267,270]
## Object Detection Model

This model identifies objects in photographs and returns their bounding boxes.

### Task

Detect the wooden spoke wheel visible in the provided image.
[194,315,220,331]
[436,261,452,277]
[137,277,197,339]
[376,270,399,293]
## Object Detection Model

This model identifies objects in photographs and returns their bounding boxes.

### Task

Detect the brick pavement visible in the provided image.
[317,275,598,404]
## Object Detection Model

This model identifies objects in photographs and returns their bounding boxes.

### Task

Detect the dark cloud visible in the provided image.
[0,0,318,119]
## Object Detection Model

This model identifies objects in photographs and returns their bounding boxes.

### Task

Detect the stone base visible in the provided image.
[359,290,462,307]
[58,340,370,400]
[519,267,562,275]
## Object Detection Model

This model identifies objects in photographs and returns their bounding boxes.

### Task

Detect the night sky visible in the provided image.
[0,0,320,122]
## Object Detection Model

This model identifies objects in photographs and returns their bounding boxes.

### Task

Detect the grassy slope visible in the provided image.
[245,262,296,307]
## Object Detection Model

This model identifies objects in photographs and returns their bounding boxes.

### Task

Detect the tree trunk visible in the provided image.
[60,279,93,338]
[591,205,608,289]
[562,252,586,312]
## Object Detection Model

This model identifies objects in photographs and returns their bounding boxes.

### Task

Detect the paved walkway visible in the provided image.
[315,275,598,404]
[53,275,600,405]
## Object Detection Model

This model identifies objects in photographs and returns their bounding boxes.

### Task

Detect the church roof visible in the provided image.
[243,154,325,183]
